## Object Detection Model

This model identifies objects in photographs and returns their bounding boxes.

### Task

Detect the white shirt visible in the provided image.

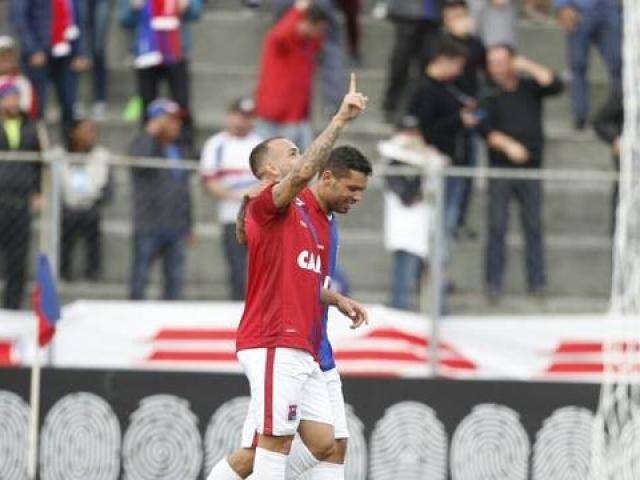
[200,130,262,224]
[384,192,431,259]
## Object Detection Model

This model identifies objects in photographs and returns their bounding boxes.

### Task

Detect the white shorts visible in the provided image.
[238,347,333,447]
[323,368,349,440]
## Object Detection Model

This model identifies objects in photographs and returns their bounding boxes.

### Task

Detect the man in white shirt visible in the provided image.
[200,97,262,300]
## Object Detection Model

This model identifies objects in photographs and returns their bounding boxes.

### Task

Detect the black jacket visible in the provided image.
[0,114,42,208]
[129,132,194,234]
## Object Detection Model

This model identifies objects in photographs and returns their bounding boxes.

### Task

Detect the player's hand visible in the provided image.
[335,73,368,124]
[335,294,369,329]
[236,181,274,245]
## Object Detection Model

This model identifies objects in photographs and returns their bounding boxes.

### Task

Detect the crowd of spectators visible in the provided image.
[0,0,624,310]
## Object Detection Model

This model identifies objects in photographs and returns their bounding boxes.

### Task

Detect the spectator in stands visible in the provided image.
[129,99,194,300]
[117,0,203,127]
[467,0,517,47]
[256,1,329,151]
[200,97,261,301]
[407,37,479,245]
[382,0,443,124]
[481,46,563,302]
[335,0,362,65]
[0,36,38,119]
[272,0,347,113]
[593,87,622,234]
[0,83,41,309]
[380,116,435,311]
[59,119,112,282]
[438,0,486,239]
[10,0,89,136]
[85,0,114,120]
[554,0,621,130]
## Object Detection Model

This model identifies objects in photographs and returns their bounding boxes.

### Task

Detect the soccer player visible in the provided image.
[208,75,368,480]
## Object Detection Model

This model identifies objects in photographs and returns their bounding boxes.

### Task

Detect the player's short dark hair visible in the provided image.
[307,5,330,24]
[324,146,372,179]
[249,137,284,178]
[428,36,468,63]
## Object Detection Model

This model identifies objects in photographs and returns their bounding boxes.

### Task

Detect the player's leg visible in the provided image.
[285,364,336,479]
[309,368,349,480]
[255,347,315,479]
[207,408,257,479]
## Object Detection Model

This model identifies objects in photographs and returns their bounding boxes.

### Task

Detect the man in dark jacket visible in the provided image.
[0,83,41,309]
[481,45,564,301]
[129,98,193,300]
[382,0,444,123]
[593,87,622,234]
[10,0,89,135]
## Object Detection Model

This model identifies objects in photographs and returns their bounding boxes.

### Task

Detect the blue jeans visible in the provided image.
[130,231,186,300]
[485,179,546,292]
[24,55,77,132]
[389,250,424,311]
[256,119,314,151]
[87,0,112,103]
[568,4,622,123]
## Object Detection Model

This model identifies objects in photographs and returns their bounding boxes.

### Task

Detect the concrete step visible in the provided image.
[80,113,613,174]
[105,12,610,81]
[60,224,610,298]
[95,168,615,236]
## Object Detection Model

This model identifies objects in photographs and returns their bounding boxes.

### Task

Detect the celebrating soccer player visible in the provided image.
[207,75,369,480]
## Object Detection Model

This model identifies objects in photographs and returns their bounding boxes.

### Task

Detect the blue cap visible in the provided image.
[0,82,19,100]
[147,98,182,120]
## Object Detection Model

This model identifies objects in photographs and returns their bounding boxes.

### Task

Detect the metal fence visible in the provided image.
[0,149,618,322]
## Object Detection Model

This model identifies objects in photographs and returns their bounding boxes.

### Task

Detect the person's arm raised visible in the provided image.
[271,73,368,210]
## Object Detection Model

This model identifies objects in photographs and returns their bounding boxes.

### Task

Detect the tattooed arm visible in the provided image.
[272,73,368,209]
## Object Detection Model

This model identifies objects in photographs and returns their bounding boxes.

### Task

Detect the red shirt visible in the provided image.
[237,186,332,357]
[255,8,323,124]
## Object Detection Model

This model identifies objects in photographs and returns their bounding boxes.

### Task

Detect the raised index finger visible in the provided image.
[349,72,356,94]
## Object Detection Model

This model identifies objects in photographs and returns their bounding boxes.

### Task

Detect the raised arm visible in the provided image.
[271,73,368,209]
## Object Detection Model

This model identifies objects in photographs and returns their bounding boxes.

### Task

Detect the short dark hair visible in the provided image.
[306,5,330,24]
[249,137,284,178]
[324,146,372,179]
[428,36,468,63]
[489,43,517,57]
[443,0,468,10]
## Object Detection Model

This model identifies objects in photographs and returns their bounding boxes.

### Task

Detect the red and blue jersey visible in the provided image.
[238,186,327,357]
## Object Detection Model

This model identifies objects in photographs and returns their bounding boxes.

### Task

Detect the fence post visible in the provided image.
[37,128,60,277]
[429,164,445,378]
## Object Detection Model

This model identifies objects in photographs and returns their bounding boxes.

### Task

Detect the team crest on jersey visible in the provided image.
[288,404,298,421]
[297,250,322,273]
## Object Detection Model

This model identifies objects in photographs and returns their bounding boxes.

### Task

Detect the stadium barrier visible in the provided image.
[0,367,598,479]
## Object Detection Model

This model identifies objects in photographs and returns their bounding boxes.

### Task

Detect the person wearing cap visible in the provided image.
[9,0,89,134]
[200,97,262,301]
[0,36,38,119]
[0,83,42,309]
[128,98,194,300]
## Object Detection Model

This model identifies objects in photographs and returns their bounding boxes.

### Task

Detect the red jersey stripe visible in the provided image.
[264,348,276,435]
